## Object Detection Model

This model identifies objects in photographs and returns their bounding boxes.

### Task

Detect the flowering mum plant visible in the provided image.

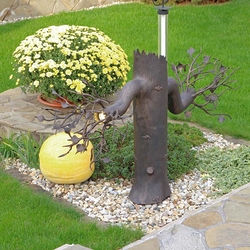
[10,25,130,103]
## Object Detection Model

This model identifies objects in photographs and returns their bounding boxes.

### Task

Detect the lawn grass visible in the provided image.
[1,0,249,140]
[0,166,143,250]
[0,1,249,248]
[167,0,250,139]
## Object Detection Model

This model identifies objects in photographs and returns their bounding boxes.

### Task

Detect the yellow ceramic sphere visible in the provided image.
[39,132,94,184]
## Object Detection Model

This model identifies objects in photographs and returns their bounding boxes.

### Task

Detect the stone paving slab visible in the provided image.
[0,0,131,22]
[122,182,250,250]
[0,87,55,138]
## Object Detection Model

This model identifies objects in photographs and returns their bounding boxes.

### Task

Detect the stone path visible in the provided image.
[0,87,64,139]
[0,0,132,23]
[0,87,131,140]
[1,87,250,250]
[123,182,250,250]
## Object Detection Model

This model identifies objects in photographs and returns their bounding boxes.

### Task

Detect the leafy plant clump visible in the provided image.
[167,127,197,180]
[196,146,250,195]
[0,133,42,169]
[10,25,130,103]
[92,122,202,181]
[91,123,134,180]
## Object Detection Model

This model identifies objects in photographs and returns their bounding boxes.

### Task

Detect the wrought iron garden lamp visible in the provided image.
[103,0,194,204]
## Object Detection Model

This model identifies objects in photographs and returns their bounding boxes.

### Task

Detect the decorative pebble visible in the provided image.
[3,131,242,233]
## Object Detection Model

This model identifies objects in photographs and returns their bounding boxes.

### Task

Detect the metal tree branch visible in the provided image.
[171,48,239,120]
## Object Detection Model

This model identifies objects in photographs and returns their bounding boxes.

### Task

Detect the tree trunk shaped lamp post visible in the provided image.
[105,0,195,204]
[105,50,195,204]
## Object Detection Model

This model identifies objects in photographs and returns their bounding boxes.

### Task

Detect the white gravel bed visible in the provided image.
[3,131,241,234]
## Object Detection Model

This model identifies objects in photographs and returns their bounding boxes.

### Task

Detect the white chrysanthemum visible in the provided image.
[11,25,130,103]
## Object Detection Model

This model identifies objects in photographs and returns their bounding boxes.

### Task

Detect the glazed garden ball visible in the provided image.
[39,132,94,184]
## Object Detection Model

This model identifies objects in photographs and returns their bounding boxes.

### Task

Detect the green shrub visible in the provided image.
[168,122,206,147]
[92,124,135,180]
[167,127,197,180]
[92,122,199,181]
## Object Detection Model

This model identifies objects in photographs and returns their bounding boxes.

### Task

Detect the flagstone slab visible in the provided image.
[123,238,160,250]
[158,224,207,250]
[224,200,250,223]
[230,194,250,203]
[183,211,222,229]
[205,223,250,248]
[236,186,250,196]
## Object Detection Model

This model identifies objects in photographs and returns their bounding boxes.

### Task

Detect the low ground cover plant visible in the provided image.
[196,146,250,195]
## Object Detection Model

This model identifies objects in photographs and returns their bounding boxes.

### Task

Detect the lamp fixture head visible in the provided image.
[152,0,169,7]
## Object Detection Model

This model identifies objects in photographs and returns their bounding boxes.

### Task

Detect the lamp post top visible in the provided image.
[153,0,171,14]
